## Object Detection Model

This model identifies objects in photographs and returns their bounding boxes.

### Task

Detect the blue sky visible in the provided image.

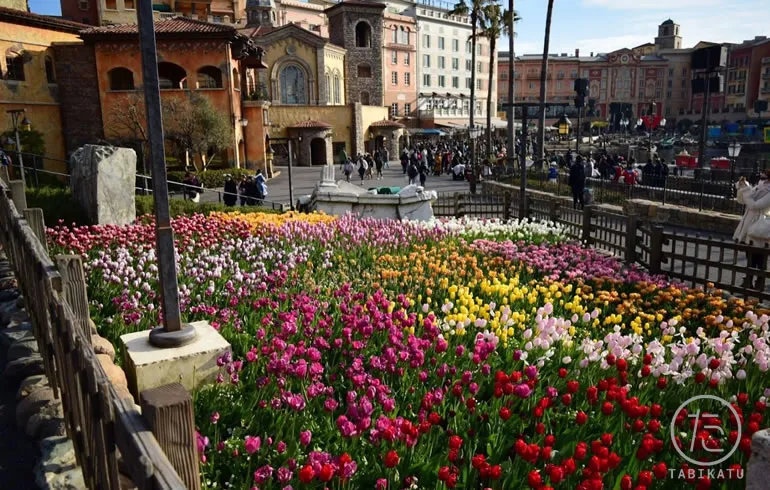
[29,0,770,54]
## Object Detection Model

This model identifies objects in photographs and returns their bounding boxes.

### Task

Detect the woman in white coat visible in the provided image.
[734,172,770,289]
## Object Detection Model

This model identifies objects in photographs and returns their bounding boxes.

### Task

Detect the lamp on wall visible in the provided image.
[241,118,249,127]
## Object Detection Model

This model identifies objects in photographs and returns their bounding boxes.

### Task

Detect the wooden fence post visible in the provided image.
[519,192,528,220]
[625,214,638,264]
[140,383,201,490]
[453,193,462,218]
[23,208,47,253]
[502,191,511,221]
[649,225,664,275]
[55,255,92,342]
[9,180,26,212]
[582,205,593,244]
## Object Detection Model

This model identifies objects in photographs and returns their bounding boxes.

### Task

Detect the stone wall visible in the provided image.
[327,4,384,107]
[623,199,739,237]
[53,43,104,156]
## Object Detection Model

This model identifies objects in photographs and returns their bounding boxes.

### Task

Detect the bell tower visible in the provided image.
[246,0,277,28]
[655,19,682,50]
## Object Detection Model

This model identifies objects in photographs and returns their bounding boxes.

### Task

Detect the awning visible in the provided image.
[406,128,446,136]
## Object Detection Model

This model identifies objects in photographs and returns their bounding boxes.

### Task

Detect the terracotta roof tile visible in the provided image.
[81,16,236,38]
[370,120,405,128]
[0,6,88,33]
[290,119,333,129]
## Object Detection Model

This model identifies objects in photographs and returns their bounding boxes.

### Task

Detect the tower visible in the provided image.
[655,19,682,50]
[325,1,386,107]
[246,0,277,28]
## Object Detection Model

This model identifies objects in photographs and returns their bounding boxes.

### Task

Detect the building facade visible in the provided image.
[382,11,417,120]
[60,0,245,26]
[0,6,86,172]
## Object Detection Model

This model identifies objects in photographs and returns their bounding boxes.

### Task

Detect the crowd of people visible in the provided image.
[221,170,267,207]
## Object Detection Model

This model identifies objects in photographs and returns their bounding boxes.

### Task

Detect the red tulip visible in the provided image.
[527,470,542,488]
[384,450,400,468]
[299,465,315,483]
[576,411,588,425]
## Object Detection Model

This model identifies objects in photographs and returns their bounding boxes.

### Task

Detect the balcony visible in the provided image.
[763,72,770,80]
[763,57,770,64]
[762,87,770,94]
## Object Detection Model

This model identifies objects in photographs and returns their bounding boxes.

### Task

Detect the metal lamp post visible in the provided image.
[240,118,249,170]
[7,109,30,187]
[469,126,482,191]
[728,139,741,197]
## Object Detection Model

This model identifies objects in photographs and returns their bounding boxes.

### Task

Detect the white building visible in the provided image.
[393,0,495,128]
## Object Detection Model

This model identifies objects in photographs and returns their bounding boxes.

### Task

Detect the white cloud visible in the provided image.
[582,0,720,9]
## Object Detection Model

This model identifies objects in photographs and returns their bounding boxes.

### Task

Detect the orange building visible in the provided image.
[67,17,272,172]
[382,12,416,121]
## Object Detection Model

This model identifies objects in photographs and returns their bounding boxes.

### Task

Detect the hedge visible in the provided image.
[135,195,280,218]
[25,186,89,226]
[166,168,255,189]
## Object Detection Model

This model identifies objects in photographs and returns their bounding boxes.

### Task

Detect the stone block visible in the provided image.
[120,321,231,400]
[96,354,128,388]
[17,374,49,401]
[747,429,770,490]
[4,355,44,383]
[8,338,39,362]
[70,145,136,226]
[35,436,78,482]
[16,387,55,428]
[92,335,116,361]
[0,323,34,348]
[26,400,64,439]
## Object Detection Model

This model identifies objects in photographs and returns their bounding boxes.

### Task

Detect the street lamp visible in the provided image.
[7,109,30,187]
[468,125,482,193]
[728,140,742,196]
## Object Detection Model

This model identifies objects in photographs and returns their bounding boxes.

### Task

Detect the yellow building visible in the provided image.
[0,7,85,172]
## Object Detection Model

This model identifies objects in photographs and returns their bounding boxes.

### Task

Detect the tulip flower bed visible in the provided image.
[48,213,770,490]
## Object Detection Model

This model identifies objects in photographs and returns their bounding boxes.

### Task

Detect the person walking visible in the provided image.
[419,159,428,187]
[407,161,419,186]
[374,151,384,180]
[382,147,390,169]
[400,149,409,174]
[255,170,267,204]
[238,176,248,206]
[569,158,586,210]
[343,159,354,182]
[357,155,368,184]
[734,173,770,289]
[223,174,238,207]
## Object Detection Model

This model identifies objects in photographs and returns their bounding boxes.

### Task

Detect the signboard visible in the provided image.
[765,127,770,143]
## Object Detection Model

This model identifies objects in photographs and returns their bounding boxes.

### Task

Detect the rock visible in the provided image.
[4,354,44,383]
[26,400,64,439]
[16,295,24,309]
[70,145,137,226]
[17,374,49,400]
[92,335,115,361]
[16,387,55,427]
[7,338,39,362]
[119,472,138,490]
[0,288,20,302]
[36,436,77,475]
[2,309,30,328]
[36,418,67,439]
[97,354,128,388]
[0,323,34,348]
[88,319,98,335]
[113,385,134,403]
[747,429,770,490]
[40,467,85,490]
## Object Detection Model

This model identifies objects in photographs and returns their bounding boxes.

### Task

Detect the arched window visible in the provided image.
[333,74,341,104]
[4,54,25,81]
[196,66,223,89]
[400,26,408,45]
[280,64,307,104]
[45,56,56,83]
[360,91,370,105]
[355,21,371,48]
[357,64,372,78]
[391,26,398,44]
[108,67,134,91]
[325,72,331,102]
[232,68,240,90]
[158,62,187,90]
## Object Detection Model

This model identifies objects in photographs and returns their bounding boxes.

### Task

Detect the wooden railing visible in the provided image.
[436,184,770,303]
[0,180,188,489]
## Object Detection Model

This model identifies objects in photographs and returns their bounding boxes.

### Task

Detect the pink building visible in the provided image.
[383,12,417,121]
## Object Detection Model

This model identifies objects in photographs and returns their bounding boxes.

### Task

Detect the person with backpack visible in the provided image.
[357,155,368,184]
[343,159,354,182]
[400,150,409,174]
[407,161,419,186]
[419,160,428,187]
[255,170,267,203]
[223,174,238,206]
[568,158,586,210]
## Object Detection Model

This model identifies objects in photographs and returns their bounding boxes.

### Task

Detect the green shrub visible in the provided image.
[25,187,89,226]
[166,168,255,189]
[135,195,281,218]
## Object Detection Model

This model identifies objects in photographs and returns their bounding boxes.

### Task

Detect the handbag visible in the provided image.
[747,216,770,243]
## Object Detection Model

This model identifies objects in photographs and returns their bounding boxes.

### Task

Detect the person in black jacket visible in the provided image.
[223,175,238,206]
[569,158,586,210]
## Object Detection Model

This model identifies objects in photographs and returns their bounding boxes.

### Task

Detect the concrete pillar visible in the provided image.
[352,102,364,156]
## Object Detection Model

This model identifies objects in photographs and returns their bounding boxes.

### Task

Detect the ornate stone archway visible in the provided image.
[368,119,405,159]
[289,120,334,166]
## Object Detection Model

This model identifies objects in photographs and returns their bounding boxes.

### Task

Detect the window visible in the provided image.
[78,0,88,10]
[452,39,459,52]
[158,62,187,89]
[108,67,134,90]
[477,44,482,56]
[391,51,397,64]
[438,56,445,69]
[500,72,507,81]
[404,72,410,85]
[212,15,222,23]
[105,0,116,8]
[452,76,459,88]
[399,26,409,44]
[357,64,372,78]
[280,65,307,104]
[325,72,331,98]
[124,0,134,8]
[333,74,341,104]
[232,68,240,90]
[404,53,410,66]
[404,103,411,114]
[423,35,431,48]
[477,79,482,90]
[45,56,55,83]
[438,75,445,87]
[466,77,471,89]
[392,71,398,85]
[682,67,687,76]
[360,91,370,104]
[423,74,431,86]
[667,79,673,88]
[355,22,372,47]
[392,27,398,44]
[667,90,672,98]
[477,62,483,73]
[529,82,534,89]
[423,55,430,68]
[4,55,25,81]
[452,58,459,70]
[438,37,445,49]
[466,41,471,54]
[555,81,561,90]
[465,60,471,71]
[390,103,399,117]
[196,66,223,89]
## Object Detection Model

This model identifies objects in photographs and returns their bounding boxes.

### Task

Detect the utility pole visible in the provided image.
[506,0,515,173]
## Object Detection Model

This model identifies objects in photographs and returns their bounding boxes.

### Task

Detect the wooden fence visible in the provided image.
[436,183,770,303]
[0,180,192,490]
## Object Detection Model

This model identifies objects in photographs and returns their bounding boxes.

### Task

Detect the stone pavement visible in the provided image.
[193,163,471,206]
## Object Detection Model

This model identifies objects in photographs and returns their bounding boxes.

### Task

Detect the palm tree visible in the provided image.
[536,0,554,166]
[476,5,520,159]
[451,0,487,193]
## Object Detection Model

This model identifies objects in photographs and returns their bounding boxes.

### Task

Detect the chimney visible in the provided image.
[575,48,580,57]
[590,51,594,57]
